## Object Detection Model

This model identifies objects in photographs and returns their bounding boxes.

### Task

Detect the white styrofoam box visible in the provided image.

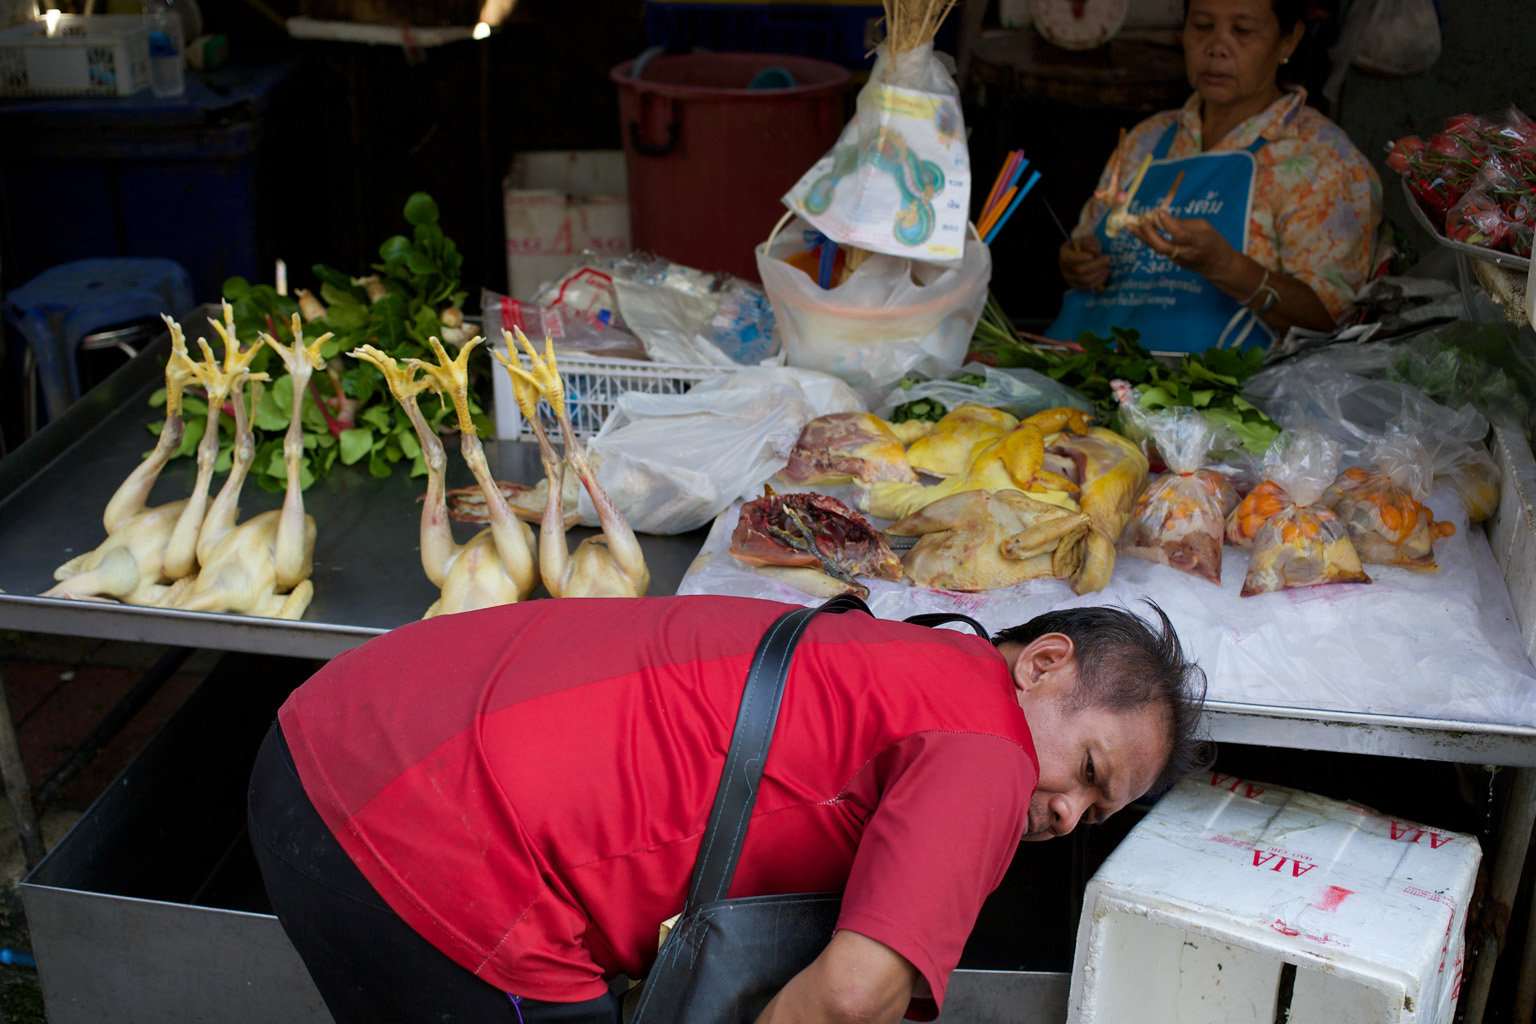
[0,14,150,97]
[503,150,629,302]
[1071,774,1481,1024]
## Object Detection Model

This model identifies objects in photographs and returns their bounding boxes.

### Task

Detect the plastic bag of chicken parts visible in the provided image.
[1118,407,1240,585]
[1227,429,1372,597]
[1320,429,1456,569]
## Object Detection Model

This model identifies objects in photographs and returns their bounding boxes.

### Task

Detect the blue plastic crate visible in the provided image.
[646,2,925,69]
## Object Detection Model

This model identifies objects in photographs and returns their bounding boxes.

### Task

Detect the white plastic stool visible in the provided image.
[1070,774,1481,1024]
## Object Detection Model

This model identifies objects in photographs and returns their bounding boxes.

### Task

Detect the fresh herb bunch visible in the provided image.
[967,303,1279,453]
[889,371,991,423]
[151,193,485,491]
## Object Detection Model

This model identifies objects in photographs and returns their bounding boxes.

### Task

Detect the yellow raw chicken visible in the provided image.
[889,489,1091,591]
[906,404,1018,478]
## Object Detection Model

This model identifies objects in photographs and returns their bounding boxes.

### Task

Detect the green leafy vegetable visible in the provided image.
[153,192,481,491]
[966,296,1279,454]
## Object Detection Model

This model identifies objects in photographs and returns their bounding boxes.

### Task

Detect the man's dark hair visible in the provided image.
[992,602,1212,795]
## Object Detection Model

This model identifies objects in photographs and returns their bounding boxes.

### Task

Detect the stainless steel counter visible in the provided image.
[0,330,710,660]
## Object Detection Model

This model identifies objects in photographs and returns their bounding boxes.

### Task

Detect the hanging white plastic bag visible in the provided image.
[783,43,971,264]
[583,367,862,534]
[1351,0,1441,76]
[758,216,990,399]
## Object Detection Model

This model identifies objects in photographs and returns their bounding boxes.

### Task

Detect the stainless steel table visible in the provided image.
[6,328,1536,1023]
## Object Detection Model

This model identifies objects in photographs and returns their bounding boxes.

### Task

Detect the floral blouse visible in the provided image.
[1074,87,1382,321]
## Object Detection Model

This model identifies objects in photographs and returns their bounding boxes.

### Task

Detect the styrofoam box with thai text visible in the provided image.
[1070,774,1480,1024]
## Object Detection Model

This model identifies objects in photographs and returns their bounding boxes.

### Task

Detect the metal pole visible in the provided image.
[1464,766,1536,1024]
[0,664,45,870]
[1514,790,1536,1024]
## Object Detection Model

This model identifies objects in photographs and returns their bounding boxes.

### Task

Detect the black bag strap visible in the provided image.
[901,611,990,639]
[684,594,871,911]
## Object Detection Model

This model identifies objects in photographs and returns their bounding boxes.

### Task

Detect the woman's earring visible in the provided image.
[1281,56,1290,64]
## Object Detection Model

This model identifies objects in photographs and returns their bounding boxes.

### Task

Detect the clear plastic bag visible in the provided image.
[757,215,991,400]
[1118,408,1238,585]
[1321,430,1455,569]
[783,43,971,264]
[874,362,1092,421]
[1227,430,1372,597]
[1351,0,1441,76]
[582,367,862,534]
[481,287,647,361]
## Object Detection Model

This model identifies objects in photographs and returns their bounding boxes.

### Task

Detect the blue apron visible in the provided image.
[1046,124,1272,353]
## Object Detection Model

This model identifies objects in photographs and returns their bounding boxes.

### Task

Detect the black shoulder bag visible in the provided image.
[631,594,990,1024]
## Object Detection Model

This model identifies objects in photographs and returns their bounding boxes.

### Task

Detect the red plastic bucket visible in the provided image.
[610,52,851,283]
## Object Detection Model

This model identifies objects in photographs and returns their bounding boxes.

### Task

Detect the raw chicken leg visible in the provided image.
[498,328,649,598]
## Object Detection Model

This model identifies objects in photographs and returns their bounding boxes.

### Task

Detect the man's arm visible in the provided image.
[753,930,918,1024]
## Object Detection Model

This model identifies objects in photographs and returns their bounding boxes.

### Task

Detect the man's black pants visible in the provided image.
[247,722,622,1024]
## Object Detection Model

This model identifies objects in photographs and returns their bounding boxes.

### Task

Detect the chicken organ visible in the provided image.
[354,338,538,618]
[781,412,917,486]
[905,404,1018,478]
[43,316,204,605]
[1240,505,1372,597]
[498,328,649,598]
[891,490,1090,591]
[1119,468,1235,584]
[167,313,320,620]
[1321,466,1455,570]
[731,486,903,588]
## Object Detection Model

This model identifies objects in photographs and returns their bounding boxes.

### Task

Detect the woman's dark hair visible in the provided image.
[1181,0,1341,111]
[993,601,1213,795]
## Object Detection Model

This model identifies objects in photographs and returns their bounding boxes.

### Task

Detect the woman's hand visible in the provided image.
[1059,235,1110,292]
[1127,209,1236,280]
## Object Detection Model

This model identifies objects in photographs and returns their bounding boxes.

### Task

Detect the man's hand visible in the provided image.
[753,930,918,1024]
[1059,235,1109,292]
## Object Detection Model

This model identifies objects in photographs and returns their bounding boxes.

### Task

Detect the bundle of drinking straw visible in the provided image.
[977,149,1041,245]
[881,0,958,52]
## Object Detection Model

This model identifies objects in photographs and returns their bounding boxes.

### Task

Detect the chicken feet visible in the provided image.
[498,328,649,598]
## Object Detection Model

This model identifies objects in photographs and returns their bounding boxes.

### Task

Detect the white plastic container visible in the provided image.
[0,14,149,97]
[502,150,629,302]
[1071,774,1481,1024]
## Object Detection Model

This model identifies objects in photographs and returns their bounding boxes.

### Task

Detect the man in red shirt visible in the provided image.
[248,595,1207,1024]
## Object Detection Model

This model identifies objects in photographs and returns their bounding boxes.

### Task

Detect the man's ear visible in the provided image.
[1011,633,1076,695]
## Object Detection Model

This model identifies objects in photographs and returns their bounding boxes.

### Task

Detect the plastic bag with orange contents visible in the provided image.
[1118,408,1239,584]
[1227,430,1372,597]
[1320,431,1456,569]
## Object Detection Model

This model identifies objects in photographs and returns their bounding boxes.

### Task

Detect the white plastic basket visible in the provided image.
[490,339,727,442]
[0,15,150,98]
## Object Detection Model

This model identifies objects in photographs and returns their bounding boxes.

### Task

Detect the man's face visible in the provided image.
[1006,635,1171,841]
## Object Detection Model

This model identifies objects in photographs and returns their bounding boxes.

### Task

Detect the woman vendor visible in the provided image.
[1048,0,1382,352]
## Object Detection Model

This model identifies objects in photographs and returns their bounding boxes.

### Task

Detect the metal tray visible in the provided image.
[0,318,710,660]
[1402,175,1532,272]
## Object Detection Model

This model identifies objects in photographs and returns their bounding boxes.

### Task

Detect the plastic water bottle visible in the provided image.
[143,0,185,98]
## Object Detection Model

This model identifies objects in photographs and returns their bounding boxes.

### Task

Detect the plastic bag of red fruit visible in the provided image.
[1385,106,1536,257]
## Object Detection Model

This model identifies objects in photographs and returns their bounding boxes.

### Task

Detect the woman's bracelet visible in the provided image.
[1240,269,1280,315]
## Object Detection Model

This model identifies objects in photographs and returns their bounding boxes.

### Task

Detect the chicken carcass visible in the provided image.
[1044,425,1149,594]
[353,338,538,618]
[497,328,649,598]
[780,412,918,487]
[730,486,903,597]
[168,313,321,620]
[905,404,1018,478]
[889,489,1091,591]
[863,407,1088,521]
[43,315,204,605]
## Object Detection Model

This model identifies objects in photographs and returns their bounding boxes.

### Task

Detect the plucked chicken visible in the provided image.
[889,490,1091,591]
[353,337,538,617]
[905,404,1018,478]
[781,412,919,486]
[167,313,320,619]
[43,315,205,605]
[497,328,649,598]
